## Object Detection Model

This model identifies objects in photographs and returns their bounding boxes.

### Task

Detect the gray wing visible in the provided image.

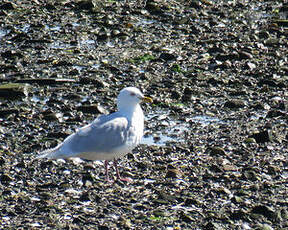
[61,113,130,156]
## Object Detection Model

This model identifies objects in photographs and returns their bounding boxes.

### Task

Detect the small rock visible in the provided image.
[267,165,280,175]
[0,2,15,10]
[190,0,202,9]
[79,192,91,202]
[181,87,193,102]
[229,209,247,220]
[216,53,239,61]
[216,186,231,195]
[16,78,76,85]
[77,104,106,114]
[209,164,223,173]
[251,205,276,219]
[224,99,246,108]
[238,51,253,60]
[0,109,19,117]
[242,170,258,181]
[257,30,270,39]
[119,217,132,228]
[264,38,279,46]
[145,1,164,15]
[231,196,244,204]
[42,111,60,121]
[153,209,167,217]
[98,226,109,230]
[179,211,194,223]
[249,130,271,143]
[184,198,199,206]
[82,173,94,186]
[0,83,29,99]
[245,62,256,70]
[266,109,286,118]
[0,156,5,166]
[223,164,237,171]
[159,52,177,61]
[206,146,226,156]
[52,60,72,67]
[204,222,222,230]
[0,174,13,184]
[258,79,278,87]
[47,132,70,139]
[280,208,288,220]
[255,223,274,230]
[170,90,181,100]
[244,137,257,144]
[165,164,182,178]
[79,77,108,88]
[174,16,190,25]
[1,50,23,59]
[75,0,95,10]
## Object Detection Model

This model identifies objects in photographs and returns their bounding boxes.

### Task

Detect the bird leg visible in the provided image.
[113,159,132,182]
[104,160,112,182]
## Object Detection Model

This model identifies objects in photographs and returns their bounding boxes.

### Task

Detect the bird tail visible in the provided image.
[35,145,62,160]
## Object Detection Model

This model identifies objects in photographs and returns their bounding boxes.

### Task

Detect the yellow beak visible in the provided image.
[142,96,153,103]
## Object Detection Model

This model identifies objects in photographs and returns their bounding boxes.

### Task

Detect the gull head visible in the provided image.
[117,87,152,111]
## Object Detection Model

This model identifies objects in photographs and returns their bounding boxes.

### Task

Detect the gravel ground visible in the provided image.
[0,0,287,229]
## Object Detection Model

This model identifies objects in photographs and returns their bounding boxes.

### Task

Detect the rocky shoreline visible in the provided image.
[0,0,287,229]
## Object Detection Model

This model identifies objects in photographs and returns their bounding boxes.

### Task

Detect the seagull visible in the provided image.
[36,87,152,182]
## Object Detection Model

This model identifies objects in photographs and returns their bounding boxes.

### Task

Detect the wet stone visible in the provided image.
[238,51,253,60]
[16,78,76,85]
[0,2,15,10]
[46,131,70,139]
[229,209,247,220]
[0,83,28,99]
[170,90,181,100]
[255,224,274,230]
[0,156,5,166]
[1,0,287,229]
[216,53,239,62]
[41,111,60,121]
[209,164,223,173]
[266,109,287,118]
[249,130,272,143]
[245,62,256,70]
[257,31,270,39]
[98,226,109,230]
[159,52,177,61]
[0,109,19,117]
[182,87,193,102]
[179,211,194,223]
[145,1,164,15]
[79,192,92,202]
[1,50,23,59]
[79,77,108,88]
[224,99,246,108]
[184,198,199,206]
[206,146,226,156]
[189,0,202,9]
[242,170,259,181]
[0,174,13,184]
[165,164,182,178]
[231,196,244,204]
[77,104,105,114]
[204,222,222,230]
[251,205,276,220]
[75,0,95,10]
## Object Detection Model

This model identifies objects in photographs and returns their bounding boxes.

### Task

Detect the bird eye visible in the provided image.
[130,92,136,96]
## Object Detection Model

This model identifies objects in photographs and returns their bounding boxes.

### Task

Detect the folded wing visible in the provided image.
[37,113,131,160]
